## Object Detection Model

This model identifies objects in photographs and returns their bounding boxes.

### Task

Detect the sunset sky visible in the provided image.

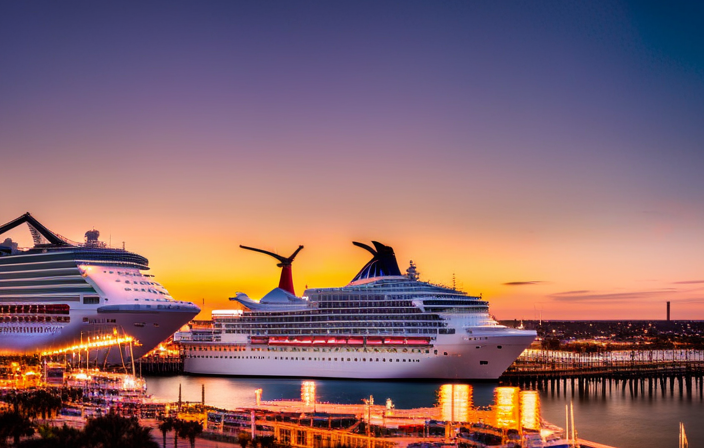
[2,1,703,320]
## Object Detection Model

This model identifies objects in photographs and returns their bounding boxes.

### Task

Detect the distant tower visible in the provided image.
[239,245,304,296]
[667,301,671,322]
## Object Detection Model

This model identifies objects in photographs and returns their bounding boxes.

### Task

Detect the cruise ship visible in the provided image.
[0,213,200,360]
[179,241,536,379]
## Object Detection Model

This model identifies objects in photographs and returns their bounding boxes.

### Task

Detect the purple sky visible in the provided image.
[2,1,703,320]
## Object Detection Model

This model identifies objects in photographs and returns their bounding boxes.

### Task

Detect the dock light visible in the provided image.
[255,388,262,406]
[40,334,135,356]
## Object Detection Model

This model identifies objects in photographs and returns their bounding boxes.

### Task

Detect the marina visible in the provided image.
[145,374,700,448]
[0,360,606,448]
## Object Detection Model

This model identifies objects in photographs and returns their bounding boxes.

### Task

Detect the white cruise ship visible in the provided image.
[0,213,200,360]
[179,241,535,379]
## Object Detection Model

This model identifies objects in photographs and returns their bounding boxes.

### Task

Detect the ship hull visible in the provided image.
[183,329,535,380]
[0,304,198,361]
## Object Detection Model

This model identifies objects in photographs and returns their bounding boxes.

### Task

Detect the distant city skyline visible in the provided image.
[2,1,703,320]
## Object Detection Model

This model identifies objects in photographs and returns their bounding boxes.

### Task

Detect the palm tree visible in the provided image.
[50,423,83,448]
[259,435,275,448]
[177,421,203,448]
[22,423,84,448]
[30,390,62,422]
[171,418,183,448]
[157,417,175,448]
[238,431,252,448]
[0,411,35,446]
[82,410,159,448]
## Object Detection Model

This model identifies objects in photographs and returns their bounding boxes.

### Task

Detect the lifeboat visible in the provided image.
[405,337,431,346]
[267,337,289,345]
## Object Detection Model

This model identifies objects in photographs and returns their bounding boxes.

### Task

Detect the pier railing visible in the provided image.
[507,348,704,373]
[501,348,704,393]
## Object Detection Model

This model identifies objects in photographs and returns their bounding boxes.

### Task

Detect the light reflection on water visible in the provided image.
[538,379,704,448]
[145,375,703,448]
[145,376,501,409]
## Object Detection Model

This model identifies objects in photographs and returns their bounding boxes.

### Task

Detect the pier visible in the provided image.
[136,354,184,375]
[500,349,704,398]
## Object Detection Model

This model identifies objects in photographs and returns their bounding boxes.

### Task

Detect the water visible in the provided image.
[145,375,703,448]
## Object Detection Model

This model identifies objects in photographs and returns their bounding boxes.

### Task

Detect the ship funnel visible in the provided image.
[239,245,304,296]
[350,241,402,282]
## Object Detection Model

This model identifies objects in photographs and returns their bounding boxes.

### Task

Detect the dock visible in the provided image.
[500,349,704,397]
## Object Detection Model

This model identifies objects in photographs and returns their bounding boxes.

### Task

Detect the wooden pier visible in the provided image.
[500,349,704,397]
[135,355,184,375]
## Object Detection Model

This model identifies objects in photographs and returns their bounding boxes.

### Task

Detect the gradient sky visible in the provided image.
[2,1,703,320]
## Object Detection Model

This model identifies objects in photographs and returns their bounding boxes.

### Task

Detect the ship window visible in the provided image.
[498,345,502,349]
[480,360,488,365]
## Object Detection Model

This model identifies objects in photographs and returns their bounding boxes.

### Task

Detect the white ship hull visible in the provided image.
[183,329,535,380]
[0,305,199,360]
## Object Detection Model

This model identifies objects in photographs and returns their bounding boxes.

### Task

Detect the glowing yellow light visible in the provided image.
[439,384,472,422]
[520,390,540,430]
[494,387,520,430]
[301,381,316,406]
[40,335,135,356]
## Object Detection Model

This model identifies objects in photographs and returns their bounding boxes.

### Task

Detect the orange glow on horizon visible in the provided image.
[2,211,702,321]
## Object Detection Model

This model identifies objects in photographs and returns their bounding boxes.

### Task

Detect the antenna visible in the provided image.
[240,245,304,295]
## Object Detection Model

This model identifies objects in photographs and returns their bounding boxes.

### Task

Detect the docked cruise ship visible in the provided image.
[179,241,536,379]
[0,213,200,360]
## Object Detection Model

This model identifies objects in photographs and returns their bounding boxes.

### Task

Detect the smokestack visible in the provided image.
[667,301,671,321]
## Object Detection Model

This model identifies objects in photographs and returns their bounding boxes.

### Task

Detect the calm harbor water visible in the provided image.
[145,375,703,448]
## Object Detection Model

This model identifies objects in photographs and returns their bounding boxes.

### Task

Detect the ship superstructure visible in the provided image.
[179,241,535,379]
[0,213,200,360]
